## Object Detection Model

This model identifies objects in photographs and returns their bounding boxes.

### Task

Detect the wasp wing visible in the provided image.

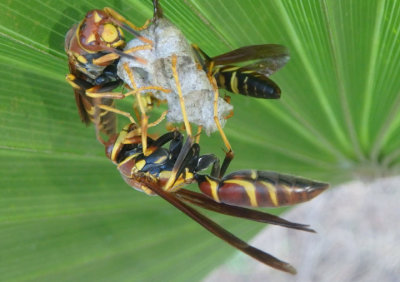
[211,44,290,76]
[176,189,315,233]
[145,180,297,274]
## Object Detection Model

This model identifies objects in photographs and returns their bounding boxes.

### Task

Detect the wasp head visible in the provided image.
[78,9,126,53]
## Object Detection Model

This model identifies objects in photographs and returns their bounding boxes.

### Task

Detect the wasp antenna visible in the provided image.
[112,48,148,65]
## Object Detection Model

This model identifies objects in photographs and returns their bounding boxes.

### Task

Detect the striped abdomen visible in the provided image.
[196,170,329,208]
[214,66,281,99]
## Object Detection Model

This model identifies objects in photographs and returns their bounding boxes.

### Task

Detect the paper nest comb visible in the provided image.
[117,17,233,134]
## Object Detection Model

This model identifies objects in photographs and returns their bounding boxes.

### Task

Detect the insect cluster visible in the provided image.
[65,0,328,275]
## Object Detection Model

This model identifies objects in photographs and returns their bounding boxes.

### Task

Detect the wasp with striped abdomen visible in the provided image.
[105,123,329,274]
[192,43,289,99]
[65,7,153,143]
[188,43,290,177]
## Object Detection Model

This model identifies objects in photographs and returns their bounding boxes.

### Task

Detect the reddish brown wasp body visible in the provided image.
[65,8,152,141]
[197,170,328,208]
[105,123,329,274]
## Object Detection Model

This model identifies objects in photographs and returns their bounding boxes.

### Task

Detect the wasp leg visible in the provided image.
[86,85,170,100]
[164,136,199,191]
[122,63,171,156]
[196,153,221,178]
[92,44,152,66]
[175,189,315,233]
[144,180,297,274]
[195,125,202,144]
[124,85,171,97]
[191,46,236,177]
[171,54,192,137]
[66,74,119,141]
[151,130,183,149]
[104,7,151,31]
[92,101,107,145]
[209,76,234,178]
[66,74,123,100]
[126,91,167,125]
[191,44,212,71]
[85,91,124,99]
[111,44,153,66]
[97,104,136,124]
[103,7,153,45]
[148,110,167,127]
[124,44,153,54]
[124,62,150,155]
[84,84,125,99]
[91,52,120,66]
[84,83,138,127]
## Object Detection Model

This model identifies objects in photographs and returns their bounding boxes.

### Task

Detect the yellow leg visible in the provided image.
[166,122,178,132]
[171,54,192,137]
[123,63,151,156]
[92,53,120,66]
[66,74,84,90]
[128,87,169,120]
[93,105,107,145]
[124,44,153,54]
[209,76,234,177]
[164,55,197,192]
[148,110,168,127]
[210,77,232,153]
[124,86,171,97]
[85,91,125,99]
[195,126,202,144]
[90,98,113,146]
[91,44,152,66]
[104,7,152,31]
[98,104,136,124]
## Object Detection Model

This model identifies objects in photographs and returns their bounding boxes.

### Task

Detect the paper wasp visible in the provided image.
[65,7,153,142]
[191,40,290,176]
[193,43,290,99]
[105,123,329,274]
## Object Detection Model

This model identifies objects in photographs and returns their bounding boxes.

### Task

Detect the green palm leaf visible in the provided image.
[1,0,398,281]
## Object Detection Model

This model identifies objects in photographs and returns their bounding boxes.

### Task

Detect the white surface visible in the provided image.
[117,18,232,134]
[204,176,400,282]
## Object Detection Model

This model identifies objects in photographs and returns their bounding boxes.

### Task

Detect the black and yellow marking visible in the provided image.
[197,170,329,208]
[224,178,258,207]
[215,66,281,99]
[204,175,220,203]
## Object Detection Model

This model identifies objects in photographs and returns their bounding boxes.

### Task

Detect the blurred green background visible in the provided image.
[1,0,399,281]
